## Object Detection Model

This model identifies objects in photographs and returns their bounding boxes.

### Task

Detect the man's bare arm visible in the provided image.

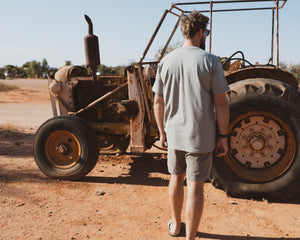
[153,93,167,149]
[214,92,229,157]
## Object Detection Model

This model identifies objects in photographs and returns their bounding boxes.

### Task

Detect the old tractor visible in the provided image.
[33,0,299,200]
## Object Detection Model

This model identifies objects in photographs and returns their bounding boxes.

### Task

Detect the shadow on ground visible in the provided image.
[0,128,299,204]
[81,153,300,204]
[82,153,170,187]
[196,232,300,240]
[0,128,34,156]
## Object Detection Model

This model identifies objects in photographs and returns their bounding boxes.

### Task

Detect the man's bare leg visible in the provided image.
[185,180,204,240]
[169,173,185,235]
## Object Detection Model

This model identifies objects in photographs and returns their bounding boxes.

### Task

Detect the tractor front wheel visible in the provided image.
[33,116,99,180]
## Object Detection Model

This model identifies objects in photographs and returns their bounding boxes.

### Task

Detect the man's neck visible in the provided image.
[182,38,200,48]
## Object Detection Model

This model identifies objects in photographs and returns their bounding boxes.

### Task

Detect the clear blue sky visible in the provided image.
[0,0,299,68]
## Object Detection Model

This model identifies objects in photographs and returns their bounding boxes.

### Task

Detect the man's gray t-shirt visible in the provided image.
[152,47,229,153]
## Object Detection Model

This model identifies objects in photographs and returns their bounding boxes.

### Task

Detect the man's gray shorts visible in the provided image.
[167,148,212,181]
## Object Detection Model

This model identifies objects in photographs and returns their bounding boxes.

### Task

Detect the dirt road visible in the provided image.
[0,79,52,130]
[0,79,299,240]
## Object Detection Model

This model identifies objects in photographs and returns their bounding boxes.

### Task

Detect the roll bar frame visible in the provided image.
[139,0,287,67]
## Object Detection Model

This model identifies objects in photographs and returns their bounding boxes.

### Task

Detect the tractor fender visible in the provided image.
[50,66,88,115]
[226,67,298,89]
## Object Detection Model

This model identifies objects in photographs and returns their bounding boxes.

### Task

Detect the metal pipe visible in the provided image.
[276,0,279,67]
[278,0,287,9]
[167,6,183,18]
[271,8,275,65]
[172,5,186,14]
[139,9,169,64]
[174,0,286,6]
[73,82,128,116]
[141,0,287,65]
[140,61,159,65]
[209,2,213,53]
[158,15,183,61]
[137,64,152,124]
[185,7,278,13]
[174,0,287,13]
[84,15,93,35]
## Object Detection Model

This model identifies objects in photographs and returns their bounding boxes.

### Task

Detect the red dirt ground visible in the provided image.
[0,79,299,240]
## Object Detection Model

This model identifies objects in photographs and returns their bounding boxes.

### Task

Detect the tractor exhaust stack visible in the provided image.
[84,15,100,83]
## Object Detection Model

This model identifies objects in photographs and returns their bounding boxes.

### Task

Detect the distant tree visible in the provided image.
[41,58,49,77]
[98,64,117,74]
[22,62,30,68]
[16,66,27,78]
[97,64,128,75]
[112,65,127,75]
[290,64,300,84]
[0,67,6,79]
[27,61,41,78]
[5,65,14,78]
[155,41,183,60]
[65,60,72,66]
[48,67,58,79]
[279,62,288,70]
[5,65,13,76]
[1,60,59,79]
[127,60,137,66]
[5,65,26,78]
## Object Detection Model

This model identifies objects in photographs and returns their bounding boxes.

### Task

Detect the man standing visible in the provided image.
[153,11,229,240]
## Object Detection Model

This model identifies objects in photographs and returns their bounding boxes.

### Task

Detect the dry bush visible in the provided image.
[0,83,19,92]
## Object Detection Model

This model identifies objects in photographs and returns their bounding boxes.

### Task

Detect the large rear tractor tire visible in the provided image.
[211,79,300,200]
[33,116,99,180]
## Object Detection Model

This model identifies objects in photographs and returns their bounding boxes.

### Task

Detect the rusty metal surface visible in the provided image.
[54,66,74,83]
[143,65,156,110]
[96,135,130,154]
[73,82,128,116]
[109,100,139,119]
[84,15,100,69]
[271,8,275,64]
[45,130,82,169]
[140,0,287,66]
[52,66,90,115]
[276,0,280,67]
[137,65,153,125]
[174,0,286,8]
[71,75,127,85]
[48,78,58,116]
[127,67,146,153]
[140,9,169,64]
[89,122,130,135]
[225,67,298,88]
[157,16,183,62]
[52,66,129,117]
[226,110,295,182]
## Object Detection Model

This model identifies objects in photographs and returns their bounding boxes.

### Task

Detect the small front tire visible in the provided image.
[33,116,99,180]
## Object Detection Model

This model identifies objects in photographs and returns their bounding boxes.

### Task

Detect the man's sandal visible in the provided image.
[168,219,185,237]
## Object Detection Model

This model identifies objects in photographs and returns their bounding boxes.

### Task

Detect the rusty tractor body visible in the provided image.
[33,0,300,200]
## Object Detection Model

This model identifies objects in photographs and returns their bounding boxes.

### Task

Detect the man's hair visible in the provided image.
[180,11,209,39]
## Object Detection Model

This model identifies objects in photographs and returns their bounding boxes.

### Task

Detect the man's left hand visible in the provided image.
[215,138,228,157]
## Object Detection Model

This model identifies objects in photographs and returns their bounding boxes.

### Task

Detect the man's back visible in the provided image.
[153,46,228,153]
[152,12,230,239]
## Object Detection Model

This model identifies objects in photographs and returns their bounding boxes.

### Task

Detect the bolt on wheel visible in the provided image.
[45,130,82,169]
[225,111,295,182]
[34,116,100,180]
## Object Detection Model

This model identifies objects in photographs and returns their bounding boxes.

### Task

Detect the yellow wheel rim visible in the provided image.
[225,111,295,182]
[45,130,81,169]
